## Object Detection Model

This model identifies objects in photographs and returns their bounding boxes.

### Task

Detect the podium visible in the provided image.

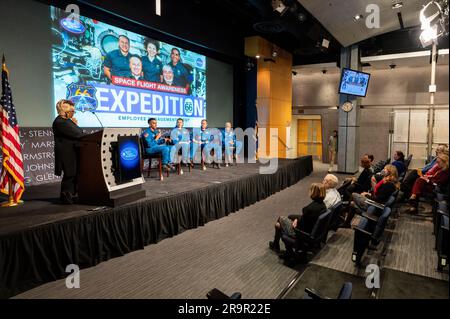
[77,128,146,207]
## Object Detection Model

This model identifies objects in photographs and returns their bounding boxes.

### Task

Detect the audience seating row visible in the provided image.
[433,188,448,271]
[304,282,353,299]
[352,190,398,266]
[280,202,345,264]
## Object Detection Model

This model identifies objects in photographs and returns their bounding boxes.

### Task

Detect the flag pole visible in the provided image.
[0,54,24,207]
[1,178,23,207]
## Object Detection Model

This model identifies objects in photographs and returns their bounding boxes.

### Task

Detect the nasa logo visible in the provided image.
[184,99,194,116]
[60,17,86,34]
[121,147,138,161]
[196,58,204,68]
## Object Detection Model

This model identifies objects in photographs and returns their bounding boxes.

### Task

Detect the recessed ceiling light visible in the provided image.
[353,14,364,21]
[255,54,260,59]
[392,2,403,9]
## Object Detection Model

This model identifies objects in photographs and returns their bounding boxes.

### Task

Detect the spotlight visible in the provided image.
[322,69,327,74]
[353,14,364,21]
[392,2,403,9]
[389,64,396,69]
[255,54,261,59]
[292,71,297,76]
[419,1,447,48]
[298,12,307,22]
[420,25,438,47]
[272,50,278,58]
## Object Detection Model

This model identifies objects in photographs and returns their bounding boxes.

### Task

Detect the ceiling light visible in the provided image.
[392,2,403,9]
[420,24,438,47]
[272,0,288,16]
[298,12,307,22]
[255,54,260,59]
[353,14,364,21]
[418,1,446,48]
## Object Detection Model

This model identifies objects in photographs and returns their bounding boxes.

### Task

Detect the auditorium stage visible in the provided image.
[0,156,312,298]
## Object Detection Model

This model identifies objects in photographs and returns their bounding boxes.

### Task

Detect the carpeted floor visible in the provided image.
[13,161,333,299]
[378,268,449,299]
[383,211,449,282]
[282,264,374,299]
[11,162,448,299]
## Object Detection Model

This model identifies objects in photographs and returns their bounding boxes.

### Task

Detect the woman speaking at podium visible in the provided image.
[52,99,86,204]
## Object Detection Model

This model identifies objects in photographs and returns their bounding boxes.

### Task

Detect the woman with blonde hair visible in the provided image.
[53,99,85,204]
[340,164,399,228]
[407,153,449,213]
[269,183,327,253]
[400,145,448,199]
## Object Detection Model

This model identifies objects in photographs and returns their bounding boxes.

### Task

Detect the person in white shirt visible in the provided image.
[322,174,341,209]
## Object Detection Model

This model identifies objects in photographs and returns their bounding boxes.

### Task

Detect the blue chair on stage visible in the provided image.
[139,136,168,181]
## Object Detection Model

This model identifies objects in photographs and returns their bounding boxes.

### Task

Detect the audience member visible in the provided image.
[339,155,373,201]
[322,174,341,209]
[400,144,448,199]
[371,150,405,187]
[269,183,327,253]
[406,153,449,213]
[391,150,406,177]
[340,164,399,228]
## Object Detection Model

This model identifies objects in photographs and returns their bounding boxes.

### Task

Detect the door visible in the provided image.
[297,118,322,160]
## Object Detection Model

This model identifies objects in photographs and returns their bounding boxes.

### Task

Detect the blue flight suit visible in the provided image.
[169,127,191,163]
[142,56,163,82]
[205,128,222,163]
[223,129,243,157]
[168,62,190,88]
[103,49,131,78]
[191,127,207,163]
[142,127,172,165]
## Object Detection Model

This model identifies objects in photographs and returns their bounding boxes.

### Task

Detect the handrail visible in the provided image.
[272,135,294,150]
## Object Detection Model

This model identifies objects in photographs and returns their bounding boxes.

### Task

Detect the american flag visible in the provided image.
[0,56,24,202]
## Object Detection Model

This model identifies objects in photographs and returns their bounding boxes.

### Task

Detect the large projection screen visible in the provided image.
[51,6,207,128]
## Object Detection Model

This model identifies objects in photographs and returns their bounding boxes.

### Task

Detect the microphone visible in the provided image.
[91,111,104,128]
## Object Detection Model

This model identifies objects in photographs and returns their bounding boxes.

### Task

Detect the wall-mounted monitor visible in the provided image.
[338,68,370,97]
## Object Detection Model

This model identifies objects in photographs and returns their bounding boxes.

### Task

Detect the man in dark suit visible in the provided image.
[52,99,85,204]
